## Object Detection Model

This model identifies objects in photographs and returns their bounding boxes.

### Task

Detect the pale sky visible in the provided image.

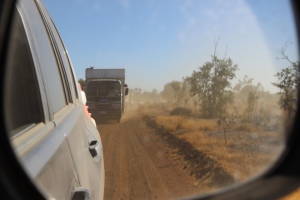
[43,0,298,93]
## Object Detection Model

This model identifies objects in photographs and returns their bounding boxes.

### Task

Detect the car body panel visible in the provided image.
[8,0,105,199]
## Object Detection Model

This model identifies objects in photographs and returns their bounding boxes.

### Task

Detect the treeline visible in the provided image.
[159,41,299,128]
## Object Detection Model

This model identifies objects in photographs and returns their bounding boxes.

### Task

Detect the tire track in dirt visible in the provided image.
[98,110,200,200]
[126,118,169,199]
[97,123,121,199]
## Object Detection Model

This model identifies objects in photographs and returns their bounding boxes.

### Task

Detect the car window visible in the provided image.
[4,6,44,138]
[20,0,67,114]
[36,0,79,103]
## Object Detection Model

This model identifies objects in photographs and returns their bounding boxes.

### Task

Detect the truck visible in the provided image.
[85,68,129,123]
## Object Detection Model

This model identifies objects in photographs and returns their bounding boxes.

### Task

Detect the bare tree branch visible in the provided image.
[223,44,228,59]
[276,42,294,65]
[213,37,221,59]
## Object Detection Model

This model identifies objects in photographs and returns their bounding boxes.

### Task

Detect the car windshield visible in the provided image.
[87,81,120,90]
[87,81,121,97]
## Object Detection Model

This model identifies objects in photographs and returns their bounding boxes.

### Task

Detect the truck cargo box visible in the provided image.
[86,68,125,79]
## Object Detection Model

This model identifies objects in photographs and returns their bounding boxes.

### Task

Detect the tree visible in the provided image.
[272,43,300,119]
[217,107,239,146]
[187,39,239,118]
[233,75,254,93]
[234,75,265,96]
[161,79,191,107]
[161,81,182,106]
[246,90,259,121]
[180,78,191,108]
[78,78,85,89]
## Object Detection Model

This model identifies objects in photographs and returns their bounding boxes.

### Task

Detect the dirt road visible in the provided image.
[98,110,200,200]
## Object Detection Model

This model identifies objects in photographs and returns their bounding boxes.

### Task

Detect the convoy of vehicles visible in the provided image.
[85,68,129,123]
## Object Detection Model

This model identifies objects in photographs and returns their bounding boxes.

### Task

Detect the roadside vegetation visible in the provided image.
[153,115,283,183]
[125,40,298,188]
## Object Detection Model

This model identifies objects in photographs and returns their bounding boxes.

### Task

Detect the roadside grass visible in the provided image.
[156,115,218,132]
[155,115,284,183]
[232,122,261,132]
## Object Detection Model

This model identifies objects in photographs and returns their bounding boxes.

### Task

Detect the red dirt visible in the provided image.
[98,110,202,199]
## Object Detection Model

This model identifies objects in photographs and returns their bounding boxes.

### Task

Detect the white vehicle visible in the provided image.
[2,0,105,199]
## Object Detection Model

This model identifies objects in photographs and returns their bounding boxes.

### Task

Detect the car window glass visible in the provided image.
[37,1,78,102]
[4,7,43,138]
[21,0,67,114]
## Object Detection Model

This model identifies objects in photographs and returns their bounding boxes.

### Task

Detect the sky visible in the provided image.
[42,0,298,93]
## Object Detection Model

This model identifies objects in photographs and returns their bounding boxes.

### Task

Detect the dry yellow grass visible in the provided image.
[155,115,283,183]
[178,131,275,181]
[156,115,218,132]
[233,123,255,132]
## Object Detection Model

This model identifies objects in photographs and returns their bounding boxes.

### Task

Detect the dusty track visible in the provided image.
[98,110,200,200]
